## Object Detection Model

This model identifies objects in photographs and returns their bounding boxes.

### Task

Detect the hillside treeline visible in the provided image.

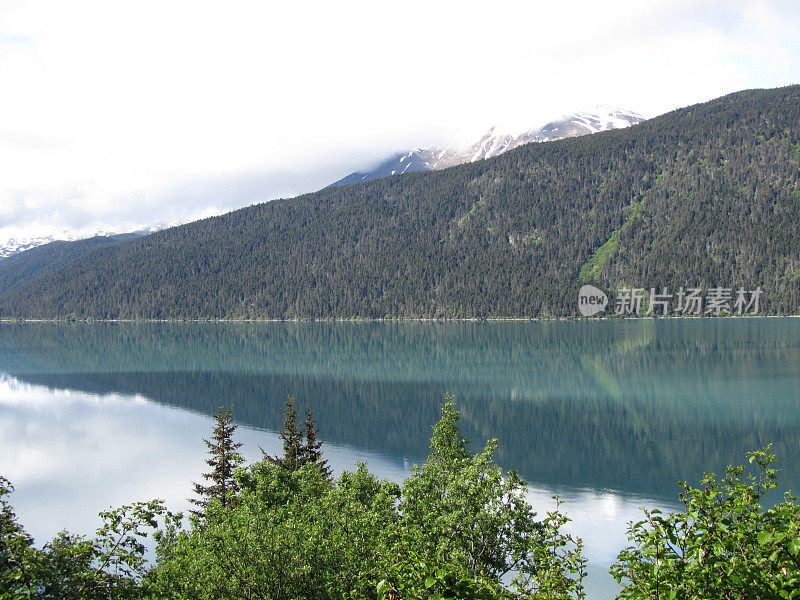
[1,86,798,318]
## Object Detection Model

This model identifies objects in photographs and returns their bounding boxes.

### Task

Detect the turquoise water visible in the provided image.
[1,319,799,598]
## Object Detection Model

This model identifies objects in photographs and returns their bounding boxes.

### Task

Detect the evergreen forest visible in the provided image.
[0,86,798,319]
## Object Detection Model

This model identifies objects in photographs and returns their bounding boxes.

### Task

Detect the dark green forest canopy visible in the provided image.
[0,233,143,298]
[1,85,799,318]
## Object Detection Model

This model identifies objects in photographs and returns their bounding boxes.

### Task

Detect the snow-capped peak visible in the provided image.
[0,225,164,260]
[331,108,646,187]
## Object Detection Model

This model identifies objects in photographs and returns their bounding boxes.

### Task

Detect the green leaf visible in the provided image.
[376,579,390,596]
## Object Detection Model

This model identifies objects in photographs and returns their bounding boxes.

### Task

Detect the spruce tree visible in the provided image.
[191,406,243,516]
[303,402,331,479]
[266,397,330,479]
[266,397,304,471]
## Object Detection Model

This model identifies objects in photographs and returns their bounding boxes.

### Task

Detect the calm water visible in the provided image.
[1,319,799,598]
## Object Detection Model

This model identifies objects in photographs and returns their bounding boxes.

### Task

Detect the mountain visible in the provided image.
[0,235,77,260]
[0,111,641,262]
[0,228,158,261]
[331,108,645,186]
[0,237,53,260]
[0,233,147,299]
[0,86,798,319]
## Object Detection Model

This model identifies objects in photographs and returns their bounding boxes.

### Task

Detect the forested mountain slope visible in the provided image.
[1,86,798,319]
[0,233,143,300]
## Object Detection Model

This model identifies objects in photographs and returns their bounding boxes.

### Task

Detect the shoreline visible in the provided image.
[0,314,797,324]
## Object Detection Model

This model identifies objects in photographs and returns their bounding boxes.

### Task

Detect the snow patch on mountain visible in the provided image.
[0,225,162,260]
[331,108,646,187]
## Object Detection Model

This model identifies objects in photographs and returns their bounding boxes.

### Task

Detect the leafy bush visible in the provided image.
[1,475,168,599]
[378,398,586,599]
[611,446,800,599]
[149,461,399,600]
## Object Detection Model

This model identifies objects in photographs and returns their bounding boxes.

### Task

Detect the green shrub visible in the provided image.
[611,446,800,599]
[149,399,586,600]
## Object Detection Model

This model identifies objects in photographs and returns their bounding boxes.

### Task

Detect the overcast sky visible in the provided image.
[1,0,798,245]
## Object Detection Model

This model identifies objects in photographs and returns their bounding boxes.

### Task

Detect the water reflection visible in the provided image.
[2,319,799,598]
[0,376,415,542]
[1,319,798,499]
[0,376,668,600]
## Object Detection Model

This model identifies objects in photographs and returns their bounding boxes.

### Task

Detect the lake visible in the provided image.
[1,319,799,598]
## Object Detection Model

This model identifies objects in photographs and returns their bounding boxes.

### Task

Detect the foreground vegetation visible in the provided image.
[2,399,799,599]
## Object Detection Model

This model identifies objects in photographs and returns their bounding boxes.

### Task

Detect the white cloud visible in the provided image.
[0,0,798,244]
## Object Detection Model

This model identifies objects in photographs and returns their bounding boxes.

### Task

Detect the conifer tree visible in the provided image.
[266,397,304,471]
[266,397,330,478]
[191,406,243,516]
[303,402,331,479]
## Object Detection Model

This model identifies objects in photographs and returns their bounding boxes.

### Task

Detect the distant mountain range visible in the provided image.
[0,108,644,260]
[0,86,797,319]
[0,237,54,260]
[331,108,645,186]
[0,234,101,260]
[0,227,160,261]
